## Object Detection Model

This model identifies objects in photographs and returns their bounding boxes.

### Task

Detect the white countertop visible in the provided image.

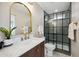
[0,37,45,57]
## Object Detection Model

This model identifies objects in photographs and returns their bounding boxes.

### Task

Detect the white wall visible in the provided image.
[0,2,44,38]
[71,2,79,56]
[0,2,12,28]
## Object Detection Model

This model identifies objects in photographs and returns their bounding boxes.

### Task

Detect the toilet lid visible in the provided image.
[45,43,56,49]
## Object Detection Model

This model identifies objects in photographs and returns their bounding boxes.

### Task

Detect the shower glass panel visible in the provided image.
[44,9,71,55]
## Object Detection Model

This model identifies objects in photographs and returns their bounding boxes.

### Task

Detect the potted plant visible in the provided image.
[0,27,16,46]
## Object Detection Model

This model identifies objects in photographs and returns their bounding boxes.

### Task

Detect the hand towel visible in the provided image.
[68,22,77,40]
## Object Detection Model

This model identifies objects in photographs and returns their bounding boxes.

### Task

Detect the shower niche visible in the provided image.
[44,7,71,55]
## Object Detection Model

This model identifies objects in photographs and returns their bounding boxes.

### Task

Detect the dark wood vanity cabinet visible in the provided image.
[20,41,44,57]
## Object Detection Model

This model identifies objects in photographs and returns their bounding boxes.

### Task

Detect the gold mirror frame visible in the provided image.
[9,2,32,34]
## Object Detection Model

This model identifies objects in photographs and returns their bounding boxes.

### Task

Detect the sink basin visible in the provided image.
[20,39,37,45]
[12,37,37,46]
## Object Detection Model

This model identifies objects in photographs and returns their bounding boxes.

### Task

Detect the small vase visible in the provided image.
[4,39,13,46]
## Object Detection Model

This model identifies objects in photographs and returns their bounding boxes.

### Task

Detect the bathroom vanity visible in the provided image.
[0,37,45,57]
[20,41,44,57]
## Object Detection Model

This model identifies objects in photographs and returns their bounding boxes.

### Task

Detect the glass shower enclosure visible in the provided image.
[44,8,71,55]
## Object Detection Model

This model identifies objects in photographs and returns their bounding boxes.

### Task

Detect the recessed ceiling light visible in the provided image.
[54,10,58,12]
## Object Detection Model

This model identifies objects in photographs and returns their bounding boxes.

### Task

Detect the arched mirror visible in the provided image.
[10,2,32,36]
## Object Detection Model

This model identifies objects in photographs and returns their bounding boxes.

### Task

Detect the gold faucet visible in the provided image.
[21,26,30,40]
[24,33,29,40]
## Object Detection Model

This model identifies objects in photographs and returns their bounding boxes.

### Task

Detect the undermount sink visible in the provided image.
[20,39,37,45]
[12,36,38,45]
[21,37,45,44]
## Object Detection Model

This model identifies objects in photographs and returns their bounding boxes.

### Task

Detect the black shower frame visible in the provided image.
[44,3,71,55]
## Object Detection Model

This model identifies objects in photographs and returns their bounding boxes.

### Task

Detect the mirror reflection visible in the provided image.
[10,2,32,36]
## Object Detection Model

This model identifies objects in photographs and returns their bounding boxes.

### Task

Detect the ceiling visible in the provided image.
[37,2,70,14]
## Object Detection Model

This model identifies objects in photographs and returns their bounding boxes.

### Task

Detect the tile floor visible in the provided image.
[45,51,70,57]
[53,51,70,57]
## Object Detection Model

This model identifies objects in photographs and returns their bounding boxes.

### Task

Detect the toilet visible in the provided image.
[45,43,56,57]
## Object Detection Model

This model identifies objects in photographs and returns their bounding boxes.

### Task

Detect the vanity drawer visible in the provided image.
[20,41,44,57]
